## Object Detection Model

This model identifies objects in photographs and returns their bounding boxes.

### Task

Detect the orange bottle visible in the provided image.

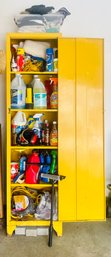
[50,78,58,109]
[50,121,58,146]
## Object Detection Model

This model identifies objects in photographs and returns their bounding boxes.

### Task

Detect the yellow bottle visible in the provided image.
[50,121,58,146]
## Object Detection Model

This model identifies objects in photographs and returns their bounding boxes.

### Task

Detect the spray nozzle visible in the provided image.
[33,114,44,121]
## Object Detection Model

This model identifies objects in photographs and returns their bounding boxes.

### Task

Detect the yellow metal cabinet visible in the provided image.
[6,34,105,236]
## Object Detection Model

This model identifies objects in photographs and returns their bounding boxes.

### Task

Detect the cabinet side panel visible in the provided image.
[6,35,11,226]
[58,38,76,221]
[76,39,105,220]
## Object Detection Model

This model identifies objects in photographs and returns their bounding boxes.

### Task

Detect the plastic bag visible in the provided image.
[35,190,57,220]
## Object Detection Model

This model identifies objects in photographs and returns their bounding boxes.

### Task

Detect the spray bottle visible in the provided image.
[33,114,44,145]
[50,150,57,174]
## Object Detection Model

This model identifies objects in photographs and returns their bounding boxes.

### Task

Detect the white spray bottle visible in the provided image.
[33,114,44,145]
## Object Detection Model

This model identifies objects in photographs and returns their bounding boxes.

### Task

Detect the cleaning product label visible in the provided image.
[34,93,47,108]
[50,134,58,146]
[11,89,22,105]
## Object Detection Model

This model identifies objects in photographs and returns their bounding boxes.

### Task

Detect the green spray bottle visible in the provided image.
[50,150,57,174]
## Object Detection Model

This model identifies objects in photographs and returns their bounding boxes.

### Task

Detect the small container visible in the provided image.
[50,78,58,109]
[46,48,54,71]
[26,84,33,109]
[17,42,24,71]
[50,121,58,146]
[11,162,19,179]
[54,49,58,72]
[54,58,58,72]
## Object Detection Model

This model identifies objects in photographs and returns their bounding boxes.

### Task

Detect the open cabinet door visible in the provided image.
[58,38,76,221]
[76,38,105,220]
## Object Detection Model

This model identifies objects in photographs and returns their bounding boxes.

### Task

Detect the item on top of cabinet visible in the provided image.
[33,76,47,109]
[50,121,58,146]
[14,6,71,33]
[11,74,26,109]
[43,14,63,33]
[50,78,58,109]
[24,5,55,15]
[46,48,54,71]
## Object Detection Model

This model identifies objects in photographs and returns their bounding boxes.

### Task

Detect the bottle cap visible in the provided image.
[17,48,24,55]
[46,48,54,54]
[34,75,39,78]
[50,77,58,85]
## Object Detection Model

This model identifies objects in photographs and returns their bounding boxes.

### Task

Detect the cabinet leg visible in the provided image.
[7,225,16,236]
[53,221,62,236]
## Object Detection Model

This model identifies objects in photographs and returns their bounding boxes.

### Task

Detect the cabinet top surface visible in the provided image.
[7,32,62,40]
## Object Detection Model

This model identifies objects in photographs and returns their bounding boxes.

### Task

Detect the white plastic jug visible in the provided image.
[11,74,26,109]
[33,77,47,109]
[11,111,27,134]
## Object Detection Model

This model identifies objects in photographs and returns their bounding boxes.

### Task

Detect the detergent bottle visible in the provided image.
[50,78,58,109]
[33,76,47,109]
[25,150,40,184]
[30,75,38,87]
[33,114,43,145]
[11,74,26,109]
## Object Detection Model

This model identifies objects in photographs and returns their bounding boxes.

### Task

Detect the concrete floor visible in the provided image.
[0,220,111,257]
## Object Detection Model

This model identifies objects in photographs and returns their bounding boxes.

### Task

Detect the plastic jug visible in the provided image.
[33,76,47,109]
[11,74,26,109]
[25,150,40,184]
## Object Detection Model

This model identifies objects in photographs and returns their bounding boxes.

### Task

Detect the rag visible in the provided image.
[24,5,55,15]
